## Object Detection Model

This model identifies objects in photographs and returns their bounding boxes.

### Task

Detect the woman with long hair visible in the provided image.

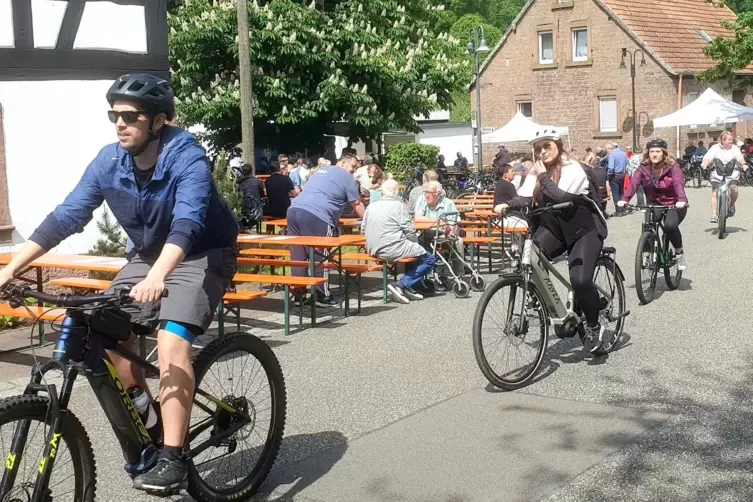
[502,129,607,353]
[618,138,688,269]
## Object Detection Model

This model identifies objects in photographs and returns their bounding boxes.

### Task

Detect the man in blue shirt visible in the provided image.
[287,154,365,306]
[0,74,238,491]
[606,143,628,215]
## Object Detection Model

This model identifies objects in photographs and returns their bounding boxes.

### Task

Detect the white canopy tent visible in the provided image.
[653,88,753,128]
[482,112,571,147]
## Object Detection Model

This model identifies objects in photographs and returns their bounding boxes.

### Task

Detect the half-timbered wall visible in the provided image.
[0,0,168,252]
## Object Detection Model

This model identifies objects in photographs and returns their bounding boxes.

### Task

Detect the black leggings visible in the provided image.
[535,229,603,326]
[653,207,686,250]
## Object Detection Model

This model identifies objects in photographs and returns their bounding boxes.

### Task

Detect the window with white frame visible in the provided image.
[599,97,618,132]
[538,32,554,64]
[572,29,588,61]
[517,101,533,118]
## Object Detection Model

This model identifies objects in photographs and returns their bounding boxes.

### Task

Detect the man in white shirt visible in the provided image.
[702,130,748,222]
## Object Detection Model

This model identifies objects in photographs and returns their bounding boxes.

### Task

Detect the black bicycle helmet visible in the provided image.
[646,138,668,150]
[106,73,175,121]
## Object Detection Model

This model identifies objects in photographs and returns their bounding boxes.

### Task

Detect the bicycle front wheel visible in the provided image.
[472,276,549,391]
[693,167,703,189]
[0,395,96,502]
[186,333,286,502]
[634,231,658,305]
[662,233,682,290]
[592,257,626,356]
[718,192,727,239]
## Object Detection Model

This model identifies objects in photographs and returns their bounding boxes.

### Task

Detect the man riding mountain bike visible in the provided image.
[701,130,748,223]
[0,73,239,492]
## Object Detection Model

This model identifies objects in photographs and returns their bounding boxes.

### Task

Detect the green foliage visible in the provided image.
[385,142,440,182]
[447,0,524,31]
[169,0,473,153]
[89,207,126,257]
[450,14,502,49]
[450,88,471,122]
[725,0,753,13]
[213,152,244,219]
[698,12,753,84]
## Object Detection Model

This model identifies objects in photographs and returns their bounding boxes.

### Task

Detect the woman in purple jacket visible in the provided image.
[618,138,688,270]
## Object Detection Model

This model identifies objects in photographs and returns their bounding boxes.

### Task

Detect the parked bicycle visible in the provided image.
[631,204,683,304]
[0,285,286,501]
[472,202,628,391]
[681,156,706,189]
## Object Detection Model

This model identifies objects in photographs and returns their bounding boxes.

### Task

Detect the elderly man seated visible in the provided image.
[414,180,464,276]
[362,179,437,304]
[408,169,446,214]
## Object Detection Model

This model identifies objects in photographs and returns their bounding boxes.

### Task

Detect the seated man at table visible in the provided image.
[362,180,436,304]
[0,73,239,491]
[493,164,529,231]
[407,169,446,214]
[287,154,366,307]
[414,181,464,275]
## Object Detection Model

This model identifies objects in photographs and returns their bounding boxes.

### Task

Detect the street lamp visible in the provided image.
[469,27,490,172]
[620,48,646,152]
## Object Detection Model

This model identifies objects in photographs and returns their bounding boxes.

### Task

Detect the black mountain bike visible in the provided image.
[631,205,682,304]
[0,285,286,501]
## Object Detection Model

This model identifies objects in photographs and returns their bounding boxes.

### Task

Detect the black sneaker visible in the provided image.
[133,458,187,493]
[315,295,341,308]
[581,324,604,354]
[403,287,424,301]
[387,283,410,304]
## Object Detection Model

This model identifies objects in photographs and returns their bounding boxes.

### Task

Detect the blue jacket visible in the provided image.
[31,127,238,257]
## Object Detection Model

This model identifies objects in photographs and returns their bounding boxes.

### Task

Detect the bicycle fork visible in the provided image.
[0,359,79,502]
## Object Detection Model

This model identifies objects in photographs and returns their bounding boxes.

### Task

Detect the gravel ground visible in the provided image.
[0,187,750,501]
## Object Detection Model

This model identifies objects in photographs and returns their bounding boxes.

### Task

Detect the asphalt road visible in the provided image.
[2,187,752,502]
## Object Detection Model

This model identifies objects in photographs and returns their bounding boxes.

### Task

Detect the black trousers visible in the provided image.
[535,229,603,325]
[653,207,687,250]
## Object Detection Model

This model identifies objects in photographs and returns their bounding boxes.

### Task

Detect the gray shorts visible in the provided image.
[107,247,238,333]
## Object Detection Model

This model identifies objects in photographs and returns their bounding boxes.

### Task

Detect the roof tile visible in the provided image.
[602,0,748,73]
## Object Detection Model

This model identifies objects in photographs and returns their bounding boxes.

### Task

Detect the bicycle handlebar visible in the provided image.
[1,284,168,308]
[527,201,574,216]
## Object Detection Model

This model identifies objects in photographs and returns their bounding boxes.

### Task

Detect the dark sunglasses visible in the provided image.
[108,110,149,124]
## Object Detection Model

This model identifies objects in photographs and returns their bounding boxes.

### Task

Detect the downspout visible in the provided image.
[676,74,684,158]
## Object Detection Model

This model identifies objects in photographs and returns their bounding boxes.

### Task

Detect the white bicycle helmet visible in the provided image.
[529,127,561,145]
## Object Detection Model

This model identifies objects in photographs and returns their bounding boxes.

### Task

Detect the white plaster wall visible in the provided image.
[0,0,148,253]
[417,125,473,167]
[0,80,117,254]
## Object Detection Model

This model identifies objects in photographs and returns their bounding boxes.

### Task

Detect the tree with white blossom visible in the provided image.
[169,0,472,154]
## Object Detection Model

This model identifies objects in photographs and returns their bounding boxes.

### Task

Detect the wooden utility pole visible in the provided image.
[236,0,255,173]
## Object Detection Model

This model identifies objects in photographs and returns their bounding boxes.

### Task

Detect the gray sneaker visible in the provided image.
[133,458,188,493]
[710,213,718,223]
[387,283,410,304]
[581,324,604,354]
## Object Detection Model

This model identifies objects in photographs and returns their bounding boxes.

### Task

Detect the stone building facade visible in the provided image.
[472,0,753,161]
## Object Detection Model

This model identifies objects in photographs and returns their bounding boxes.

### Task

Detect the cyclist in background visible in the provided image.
[497,129,607,353]
[0,74,239,492]
[702,130,747,223]
[618,139,688,270]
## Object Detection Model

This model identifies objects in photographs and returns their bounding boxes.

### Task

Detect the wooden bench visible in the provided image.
[339,253,417,304]
[239,248,291,258]
[232,274,328,334]
[48,277,268,340]
[236,258,381,315]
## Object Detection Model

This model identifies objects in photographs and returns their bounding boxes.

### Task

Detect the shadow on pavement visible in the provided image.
[172,431,348,502]
[543,357,753,501]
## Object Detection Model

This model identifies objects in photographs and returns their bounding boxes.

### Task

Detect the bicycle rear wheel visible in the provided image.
[693,167,703,189]
[186,333,286,502]
[718,192,727,239]
[472,276,548,390]
[634,231,658,305]
[662,233,682,290]
[0,395,96,501]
